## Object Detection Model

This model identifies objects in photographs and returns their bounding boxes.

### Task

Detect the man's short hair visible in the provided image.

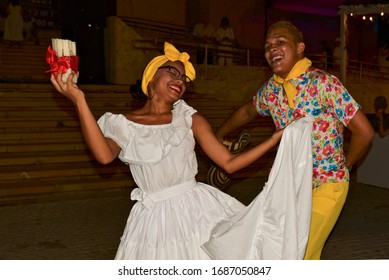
[267,21,303,43]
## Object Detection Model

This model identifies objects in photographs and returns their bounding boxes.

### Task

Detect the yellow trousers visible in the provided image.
[304,182,349,260]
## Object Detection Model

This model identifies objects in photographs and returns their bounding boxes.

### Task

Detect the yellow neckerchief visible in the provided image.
[273,57,312,109]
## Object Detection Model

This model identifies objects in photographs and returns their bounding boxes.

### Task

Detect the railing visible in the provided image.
[134,37,267,68]
[122,17,389,82]
[120,16,192,39]
[348,59,389,81]
[135,38,389,82]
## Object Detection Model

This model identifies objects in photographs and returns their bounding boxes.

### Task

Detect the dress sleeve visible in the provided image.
[97,112,129,149]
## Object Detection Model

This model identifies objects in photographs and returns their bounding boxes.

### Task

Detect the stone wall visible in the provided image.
[347,82,389,114]
[104,16,161,85]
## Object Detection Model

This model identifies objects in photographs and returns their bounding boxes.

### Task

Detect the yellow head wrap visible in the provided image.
[273,57,312,108]
[141,42,196,96]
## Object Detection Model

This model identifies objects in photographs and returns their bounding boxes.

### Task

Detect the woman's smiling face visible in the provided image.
[151,61,187,101]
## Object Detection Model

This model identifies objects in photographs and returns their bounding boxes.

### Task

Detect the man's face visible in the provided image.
[264,27,304,79]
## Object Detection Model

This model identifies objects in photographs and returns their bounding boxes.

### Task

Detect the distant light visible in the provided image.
[369,16,373,22]
[381,12,384,16]
[350,13,353,16]
[88,24,92,27]
[362,16,366,20]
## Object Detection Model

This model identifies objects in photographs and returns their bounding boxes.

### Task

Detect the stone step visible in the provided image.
[0,44,51,78]
[0,141,87,154]
[0,119,80,129]
[0,98,132,109]
[0,110,77,119]
[0,126,79,134]
[0,131,83,142]
[0,151,92,166]
[0,174,135,198]
[0,83,131,93]
[0,161,127,181]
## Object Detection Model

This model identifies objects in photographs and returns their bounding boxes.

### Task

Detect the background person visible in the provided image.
[192,15,216,65]
[332,37,348,70]
[378,43,389,72]
[373,95,389,138]
[2,0,24,47]
[216,16,237,66]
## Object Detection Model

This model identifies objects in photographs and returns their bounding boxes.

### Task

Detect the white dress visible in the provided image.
[202,116,313,259]
[98,100,313,260]
[98,100,245,259]
[3,4,24,42]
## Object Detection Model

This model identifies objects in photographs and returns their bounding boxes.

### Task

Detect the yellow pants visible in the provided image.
[304,182,349,260]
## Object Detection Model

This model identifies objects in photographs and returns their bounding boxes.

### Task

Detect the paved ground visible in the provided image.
[0,173,388,260]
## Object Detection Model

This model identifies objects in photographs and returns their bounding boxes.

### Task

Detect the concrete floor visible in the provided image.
[0,173,388,260]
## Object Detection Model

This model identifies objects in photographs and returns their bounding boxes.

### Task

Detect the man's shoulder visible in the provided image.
[304,67,339,80]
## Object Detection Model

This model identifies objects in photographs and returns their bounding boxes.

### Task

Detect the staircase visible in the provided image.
[0,83,276,202]
[0,40,276,202]
[0,42,50,83]
[0,83,139,202]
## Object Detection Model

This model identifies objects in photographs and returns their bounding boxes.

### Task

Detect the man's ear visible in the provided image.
[297,42,305,54]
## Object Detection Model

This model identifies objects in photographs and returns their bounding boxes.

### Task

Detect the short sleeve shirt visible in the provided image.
[253,67,360,188]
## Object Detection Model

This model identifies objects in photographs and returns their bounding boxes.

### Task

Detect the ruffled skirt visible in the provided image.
[114,182,244,260]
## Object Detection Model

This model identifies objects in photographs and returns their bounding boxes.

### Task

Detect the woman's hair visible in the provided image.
[220,17,229,26]
[374,96,388,111]
[10,0,21,6]
[267,21,303,43]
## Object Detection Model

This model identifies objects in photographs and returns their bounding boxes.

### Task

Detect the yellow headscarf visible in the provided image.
[273,57,312,108]
[141,42,196,96]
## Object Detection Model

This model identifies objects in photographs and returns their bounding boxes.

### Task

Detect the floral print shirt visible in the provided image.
[253,67,360,188]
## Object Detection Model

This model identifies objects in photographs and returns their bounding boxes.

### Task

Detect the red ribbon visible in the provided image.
[45,46,79,77]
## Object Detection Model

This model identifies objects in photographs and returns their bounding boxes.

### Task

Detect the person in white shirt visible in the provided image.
[193,15,216,64]
[216,17,237,66]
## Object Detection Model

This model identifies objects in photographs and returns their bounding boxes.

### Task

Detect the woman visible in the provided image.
[374,96,389,138]
[3,0,24,47]
[51,42,283,259]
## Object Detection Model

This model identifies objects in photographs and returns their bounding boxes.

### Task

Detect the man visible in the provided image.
[215,21,374,259]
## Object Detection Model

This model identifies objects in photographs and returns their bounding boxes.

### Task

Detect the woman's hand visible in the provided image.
[50,72,84,104]
[271,129,284,144]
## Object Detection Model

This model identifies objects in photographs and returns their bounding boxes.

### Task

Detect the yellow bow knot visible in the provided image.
[165,44,189,62]
[141,42,196,96]
[273,57,312,108]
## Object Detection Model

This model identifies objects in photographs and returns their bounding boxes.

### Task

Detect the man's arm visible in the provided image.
[216,100,259,141]
[345,109,374,169]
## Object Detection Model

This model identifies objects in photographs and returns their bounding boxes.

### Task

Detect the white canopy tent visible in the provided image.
[338,4,389,84]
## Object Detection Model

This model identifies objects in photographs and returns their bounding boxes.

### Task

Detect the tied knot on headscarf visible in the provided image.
[141,42,196,96]
[165,46,190,64]
[273,57,311,109]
